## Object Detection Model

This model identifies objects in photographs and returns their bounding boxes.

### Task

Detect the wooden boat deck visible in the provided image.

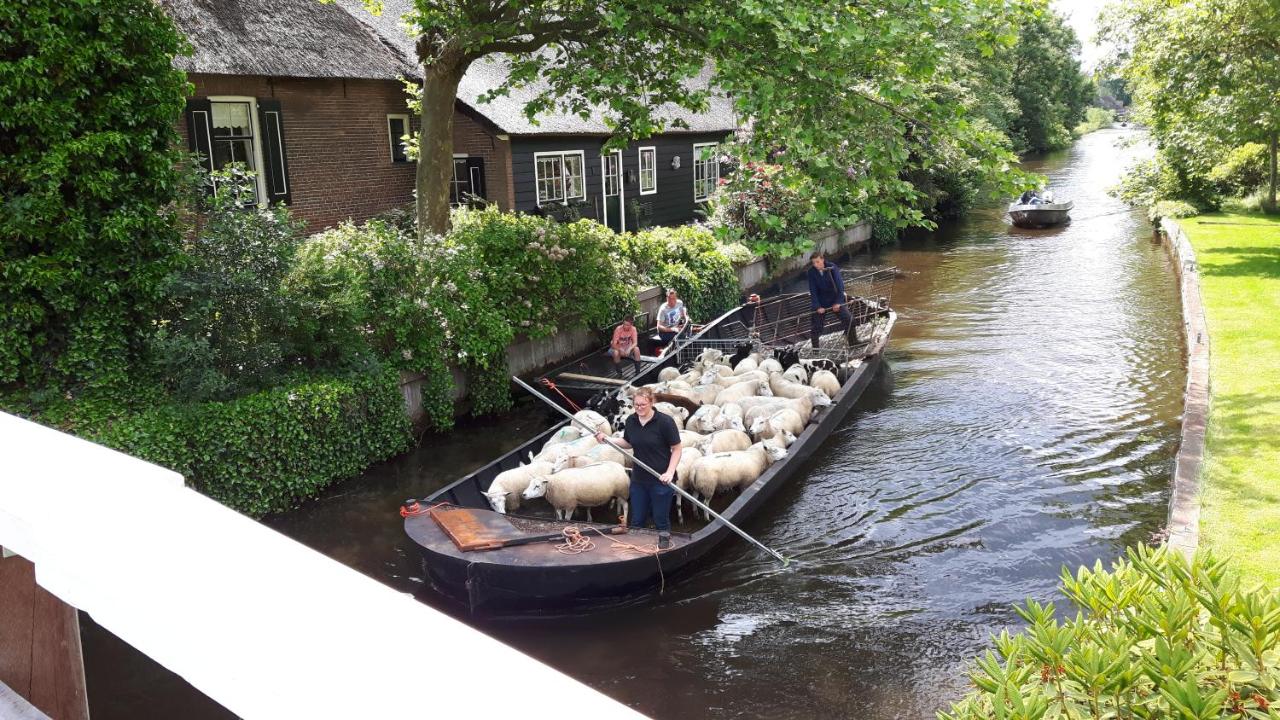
[404,506,692,567]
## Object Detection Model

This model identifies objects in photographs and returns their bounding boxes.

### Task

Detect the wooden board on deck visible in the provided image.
[429,507,532,551]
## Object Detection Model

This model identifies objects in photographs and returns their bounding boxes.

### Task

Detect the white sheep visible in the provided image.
[689,442,788,518]
[700,428,753,454]
[654,402,690,430]
[715,379,772,405]
[782,364,808,384]
[572,409,612,435]
[743,393,829,426]
[759,357,784,374]
[697,348,725,366]
[808,369,840,398]
[718,403,746,432]
[687,404,722,434]
[483,457,566,514]
[673,446,704,523]
[749,408,805,444]
[532,433,599,463]
[569,442,632,469]
[710,369,770,387]
[770,374,827,401]
[689,383,722,406]
[658,366,681,382]
[543,425,587,447]
[679,429,708,449]
[522,462,629,522]
[732,352,762,374]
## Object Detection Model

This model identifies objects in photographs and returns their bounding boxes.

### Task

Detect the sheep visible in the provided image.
[732,352,763,375]
[544,425,587,447]
[673,447,704,523]
[654,391,701,415]
[689,441,788,518]
[688,383,723,406]
[522,462,630,522]
[700,428,753,454]
[709,369,770,387]
[770,373,826,401]
[687,404,722,434]
[657,385,703,406]
[782,364,808,384]
[714,379,772,405]
[808,369,841,398]
[718,403,746,432]
[696,348,725,367]
[743,393,829,427]
[654,402,688,430]
[569,442,632,469]
[572,409,611,436]
[749,408,805,444]
[758,357,784,374]
[532,433,599,463]
[482,457,566,514]
[679,429,708,449]
[658,366,681,382]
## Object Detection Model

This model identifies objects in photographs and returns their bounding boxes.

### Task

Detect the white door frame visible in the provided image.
[600,150,625,231]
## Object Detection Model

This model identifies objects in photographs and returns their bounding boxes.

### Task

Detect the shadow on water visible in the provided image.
[82,128,1186,719]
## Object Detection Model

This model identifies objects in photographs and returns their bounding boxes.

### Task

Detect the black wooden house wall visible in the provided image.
[510,132,730,230]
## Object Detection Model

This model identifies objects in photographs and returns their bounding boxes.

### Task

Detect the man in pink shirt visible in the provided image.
[609,316,641,365]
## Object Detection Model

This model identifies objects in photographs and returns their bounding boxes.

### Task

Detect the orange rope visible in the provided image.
[539,377,582,412]
[555,524,669,593]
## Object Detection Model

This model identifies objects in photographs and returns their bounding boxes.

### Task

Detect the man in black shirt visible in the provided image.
[595,387,682,549]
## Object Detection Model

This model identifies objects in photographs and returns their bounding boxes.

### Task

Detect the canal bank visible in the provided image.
[1165,213,1280,586]
[80,127,1187,720]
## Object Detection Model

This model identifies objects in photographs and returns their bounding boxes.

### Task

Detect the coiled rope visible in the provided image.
[555,525,668,593]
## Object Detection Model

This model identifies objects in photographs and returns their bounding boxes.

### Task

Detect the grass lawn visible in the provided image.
[1180,212,1280,587]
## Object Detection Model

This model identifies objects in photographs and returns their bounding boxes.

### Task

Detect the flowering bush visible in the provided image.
[707,161,821,259]
[620,226,741,320]
[286,207,633,428]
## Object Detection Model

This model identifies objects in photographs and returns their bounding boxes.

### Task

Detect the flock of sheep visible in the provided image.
[482,347,852,526]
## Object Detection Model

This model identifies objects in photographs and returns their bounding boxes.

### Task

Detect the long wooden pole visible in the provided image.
[513,376,790,566]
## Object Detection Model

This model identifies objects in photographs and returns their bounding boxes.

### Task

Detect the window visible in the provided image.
[533,151,586,205]
[603,152,621,197]
[186,96,292,205]
[693,142,719,202]
[638,146,657,195]
[449,156,487,206]
[387,114,410,163]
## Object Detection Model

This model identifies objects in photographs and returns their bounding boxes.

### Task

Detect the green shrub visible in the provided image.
[1073,107,1116,136]
[621,226,741,320]
[90,370,411,516]
[0,0,189,393]
[150,165,306,401]
[1150,200,1200,222]
[939,545,1280,720]
[715,241,756,266]
[1209,143,1270,198]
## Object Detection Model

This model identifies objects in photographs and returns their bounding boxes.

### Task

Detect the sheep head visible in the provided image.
[482,488,511,514]
[810,389,833,406]
[522,476,551,500]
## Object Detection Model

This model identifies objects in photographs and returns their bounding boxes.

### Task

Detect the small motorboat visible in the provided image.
[1008,199,1073,229]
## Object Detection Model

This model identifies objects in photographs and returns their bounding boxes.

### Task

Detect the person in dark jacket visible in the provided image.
[807,252,852,348]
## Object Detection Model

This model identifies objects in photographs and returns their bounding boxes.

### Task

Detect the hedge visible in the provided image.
[89,370,411,516]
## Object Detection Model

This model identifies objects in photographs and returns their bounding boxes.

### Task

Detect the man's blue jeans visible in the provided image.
[628,478,674,533]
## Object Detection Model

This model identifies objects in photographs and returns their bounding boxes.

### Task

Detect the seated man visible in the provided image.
[655,288,689,348]
[609,316,641,365]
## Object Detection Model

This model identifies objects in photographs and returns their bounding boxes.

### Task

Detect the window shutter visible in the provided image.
[184,98,214,174]
[256,98,292,205]
[465,157,486,204]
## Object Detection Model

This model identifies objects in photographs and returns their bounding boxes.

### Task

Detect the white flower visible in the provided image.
[402,349,413,361]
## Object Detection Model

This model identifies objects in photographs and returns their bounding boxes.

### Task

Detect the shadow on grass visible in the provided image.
[1206,391,1280,503]
[1198,245,1280,278]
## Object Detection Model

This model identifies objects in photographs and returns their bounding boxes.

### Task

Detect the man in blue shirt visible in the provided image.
[807,252,852,348]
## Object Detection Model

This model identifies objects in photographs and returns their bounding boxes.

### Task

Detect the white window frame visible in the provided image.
[638,146,657,196]
[600,150,625,231]
[693,142,719,203]
[387,113,410,163]
[208,95,270,207]
[533,150,587,206]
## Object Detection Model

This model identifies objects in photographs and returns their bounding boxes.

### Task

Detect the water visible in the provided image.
[82,128,1183,718]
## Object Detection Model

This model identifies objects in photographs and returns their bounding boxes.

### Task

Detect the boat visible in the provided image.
[1008,199,1074,228]
[404,271,897,615]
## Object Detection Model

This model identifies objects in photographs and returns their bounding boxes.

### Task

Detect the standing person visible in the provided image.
[609,316,641,365]
[595,387,681,549]
[807,252,852,348]
[655,288,689,347]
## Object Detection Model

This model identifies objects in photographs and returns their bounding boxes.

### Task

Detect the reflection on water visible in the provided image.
[82,129,1183,719]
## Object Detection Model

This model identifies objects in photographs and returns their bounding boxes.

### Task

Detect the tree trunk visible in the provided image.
[416,60,469,240]
[1269,131,1277,213]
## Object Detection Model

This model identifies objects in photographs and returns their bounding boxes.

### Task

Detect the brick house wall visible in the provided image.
[452,108,514,212]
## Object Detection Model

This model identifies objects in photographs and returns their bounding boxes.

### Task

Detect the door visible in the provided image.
[600,151,624,233]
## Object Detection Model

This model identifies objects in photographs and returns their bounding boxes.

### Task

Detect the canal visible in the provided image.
[82,127,1183,718]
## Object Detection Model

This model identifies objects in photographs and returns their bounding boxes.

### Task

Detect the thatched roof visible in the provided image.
[162,0,415,80]
[166,0,739,134]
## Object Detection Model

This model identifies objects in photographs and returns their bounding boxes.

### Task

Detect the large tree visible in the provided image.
[376,0,1033,239]
[1100,0,1280,209]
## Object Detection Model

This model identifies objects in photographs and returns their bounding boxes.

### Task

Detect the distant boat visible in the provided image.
[1008,199,1073,229]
